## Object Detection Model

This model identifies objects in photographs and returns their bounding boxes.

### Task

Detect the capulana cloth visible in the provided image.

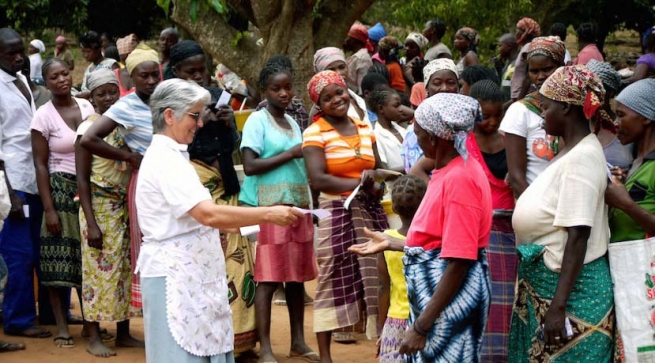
[586,59,622,92]
[526,36,566,65]
[616,78,655,120]
[405,32,428,50]
[169,40,205,67]
[86,68,119,93]
[30,39,45,53]
[117,34,138,56]
[540,65,606,121]
[307,70,347,104]
[423,58,459,86]
[368,23,387,42]
[457,27,480,46]
[348,24,369,44]
[516,17,541,43]
[413,93,481,160]
[125,47,160,75]
[313,47,346,73]
[378,36,399,51]
[56,35,66,44]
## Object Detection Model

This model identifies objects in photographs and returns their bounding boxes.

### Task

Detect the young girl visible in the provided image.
[371,87,407,173]
[377,175,427,363]
[466,80,516,362]
[240,63,319,363]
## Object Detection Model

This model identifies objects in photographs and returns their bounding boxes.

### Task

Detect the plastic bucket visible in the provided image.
[234,109,254,131]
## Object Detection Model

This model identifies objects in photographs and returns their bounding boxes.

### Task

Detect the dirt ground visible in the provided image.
[0,279,379,363]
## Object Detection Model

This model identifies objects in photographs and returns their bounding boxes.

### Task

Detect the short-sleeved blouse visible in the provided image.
[103,92,153,155]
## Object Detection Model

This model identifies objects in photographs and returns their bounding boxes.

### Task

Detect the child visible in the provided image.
[362,72,391,126]
[371,86,407,173]
[377,175,427,363]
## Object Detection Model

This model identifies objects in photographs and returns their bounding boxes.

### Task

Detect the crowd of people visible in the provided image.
[0,14,654,363]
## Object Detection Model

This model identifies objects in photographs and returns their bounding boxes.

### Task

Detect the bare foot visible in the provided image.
[115,335,144,348]
[86,339,117,358]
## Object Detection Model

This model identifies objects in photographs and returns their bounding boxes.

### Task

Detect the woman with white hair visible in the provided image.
[136,79,303,363]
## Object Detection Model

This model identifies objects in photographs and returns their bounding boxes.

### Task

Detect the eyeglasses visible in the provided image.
[186,112,201,122]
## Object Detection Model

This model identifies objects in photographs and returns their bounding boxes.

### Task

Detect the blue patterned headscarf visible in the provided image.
[586,59,621,92]
[414,93,481,160]
[615,79,655,120]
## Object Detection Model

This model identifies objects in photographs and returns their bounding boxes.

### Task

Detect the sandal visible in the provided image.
[54,336,75,348]
[0,341,26,353]
[332,332,356,344]
[5,326,52,338]
[287,351,320,362]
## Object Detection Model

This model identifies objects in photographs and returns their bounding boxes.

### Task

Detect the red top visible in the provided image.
[386,62,406,93]
[406,157,492,259]
[466,133,515,210]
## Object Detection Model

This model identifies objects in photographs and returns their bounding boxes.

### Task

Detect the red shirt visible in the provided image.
[406,157,492,259]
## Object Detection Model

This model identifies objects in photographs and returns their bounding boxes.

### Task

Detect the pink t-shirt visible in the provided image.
[30,98,95,175]
[406,156,492,259]
[573,44,604,65]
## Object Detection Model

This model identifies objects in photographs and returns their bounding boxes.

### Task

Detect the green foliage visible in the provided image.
[157,0,227,20]
[0,0,89,36]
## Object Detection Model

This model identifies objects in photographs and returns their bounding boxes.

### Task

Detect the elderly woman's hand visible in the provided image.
[266,206,304,226]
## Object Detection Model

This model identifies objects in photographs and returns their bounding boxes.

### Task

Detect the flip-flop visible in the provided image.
[287,351,320,362]
[54,336,75,348]
[0,341,26,353]
[332,332,356,344]
[5,326,52,338]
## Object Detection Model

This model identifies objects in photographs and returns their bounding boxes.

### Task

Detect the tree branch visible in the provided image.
[313,0,375,48]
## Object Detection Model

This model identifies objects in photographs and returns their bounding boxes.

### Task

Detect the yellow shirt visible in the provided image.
[384,229,409,320]
[77,115,131,187]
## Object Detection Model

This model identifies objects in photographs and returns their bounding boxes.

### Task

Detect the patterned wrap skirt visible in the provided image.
[379,317,407,363]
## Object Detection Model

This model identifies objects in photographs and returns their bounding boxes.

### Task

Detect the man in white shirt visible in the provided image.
[0,28,51,339]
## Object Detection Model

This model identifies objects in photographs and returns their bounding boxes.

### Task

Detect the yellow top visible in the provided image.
[383,229,409,320]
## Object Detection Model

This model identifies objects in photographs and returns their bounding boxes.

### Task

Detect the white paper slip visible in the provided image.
[23,205,29,218]
[293,207,331,220]
[240,224,260,236]
[343,184,361,210]
[217,90,232,107]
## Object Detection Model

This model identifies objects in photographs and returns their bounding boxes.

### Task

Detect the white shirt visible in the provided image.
[28,53,43,81]
[374,122,406,171]
[0,68,37,194]
[513,134,609,272]
[348,90,371,126]
[499,101,555,184]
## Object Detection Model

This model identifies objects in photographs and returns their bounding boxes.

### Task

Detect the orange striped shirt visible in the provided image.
[302,117,376,196]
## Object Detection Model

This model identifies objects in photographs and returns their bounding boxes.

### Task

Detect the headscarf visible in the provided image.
[348,24,369,44]
[30,39,45,53]
[405,32,428,50]
[313,47,346,73]
[616,79,655,121]
[414,93,481,160]
[86,68,119,93]
[378,36,399,51]
[56,35,66,44]
[423,58,459,85]
[125,47,160,75]
[526,36,566,65]
[456,27,480,46]
[540,65,606,123]
[586,59,621,92]
[307,70,347,105]
[368,23,387,43]
[516,17,541,43]
[117,34,138,56]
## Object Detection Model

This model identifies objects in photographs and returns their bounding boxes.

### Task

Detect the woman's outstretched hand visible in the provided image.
[348,227,390,255]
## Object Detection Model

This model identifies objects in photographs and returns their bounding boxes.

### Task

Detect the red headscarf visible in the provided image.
[348,24,373,52]
[307,71,348,121]
[516,17,541,44]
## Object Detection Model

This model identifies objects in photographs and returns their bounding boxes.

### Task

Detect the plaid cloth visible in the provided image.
[313,193,388,335]
[128,170,142,309]
[256,97,310,132]
[482,216,517,363]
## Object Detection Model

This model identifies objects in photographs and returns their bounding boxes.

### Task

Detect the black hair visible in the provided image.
[104,45,120,63]
[646,32,655,53]
[361,72,389,93]
[461,65,499,86]
[391,175,427,219]
[265,54,294,74]
[469,80,504,103]
[100,32,113,42]
[368,62,391,84]
[428,19,447,39]
[169,40,205,68]
[80,30,102,49]
[257,63,292,91]
[0,28,21,45]
[42,58,68,78]
[576,23,597,44]
[550,23,568,42]
[369,85,398,109]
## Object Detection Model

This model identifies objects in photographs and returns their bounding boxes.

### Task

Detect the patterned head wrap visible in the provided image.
[540,65,606,125]
[586,59,621,92]
[348,24,369,44]
[423,58,459,86]
[378,36,399,51]
[125,47,160,75]
[307,70,347,105]
[117,34,138,56]
[368,23,387,42]
[405,32,428,50]
[414,93,481,160]
[526,36,566,65]
[30,39,45,53]
[86,68,119,93]
[313,47,346,73]
[516,17,541,43]
[456,27,480,46]
[616,79,655,121]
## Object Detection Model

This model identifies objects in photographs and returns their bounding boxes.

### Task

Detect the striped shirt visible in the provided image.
[104,92,153,155]
[302,117,375,196]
